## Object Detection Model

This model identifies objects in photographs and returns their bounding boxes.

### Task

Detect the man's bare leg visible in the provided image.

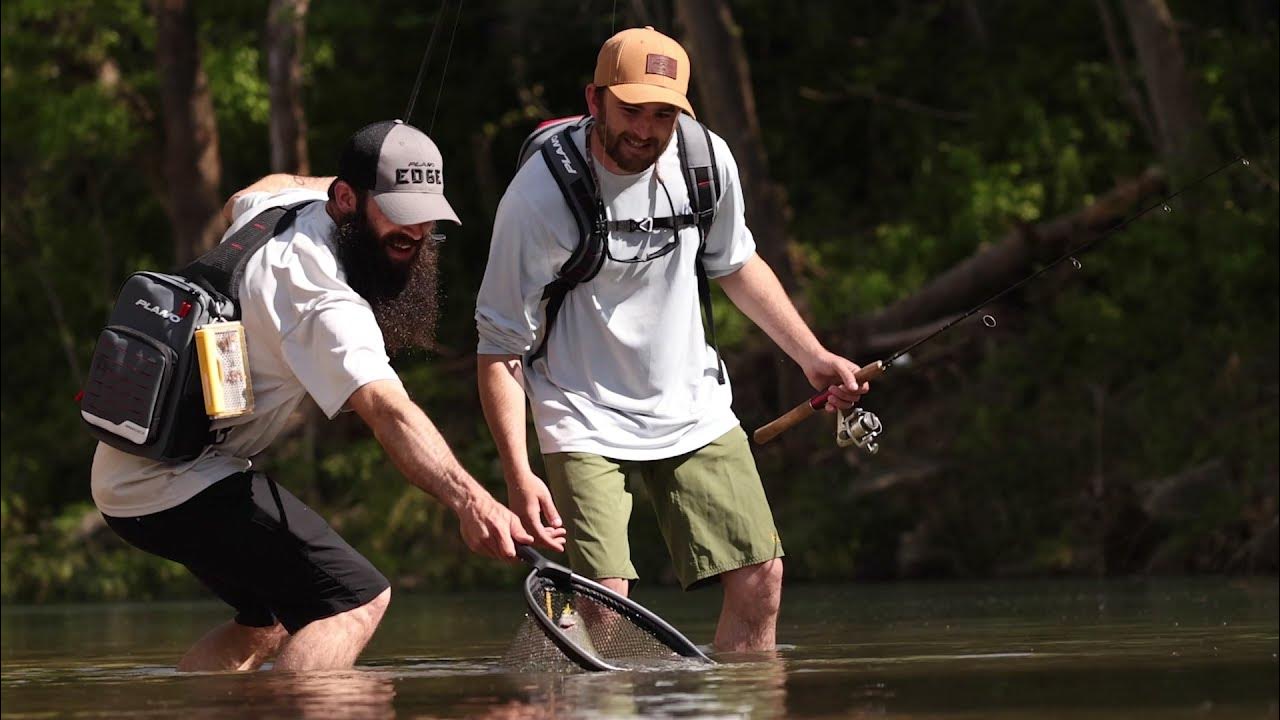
[177,621,289,672]
[714,558,783,652]
[272,587,391,672]
[597,578,629,596]
[573,577,629,648]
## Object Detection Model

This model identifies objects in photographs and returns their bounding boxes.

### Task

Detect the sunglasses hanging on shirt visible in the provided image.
[586,129,699,265]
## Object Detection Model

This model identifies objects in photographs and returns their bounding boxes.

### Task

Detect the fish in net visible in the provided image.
[506,547,712,672]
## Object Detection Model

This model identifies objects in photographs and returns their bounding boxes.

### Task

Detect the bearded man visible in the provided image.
[475,28,869,652]
[91,120,557,673]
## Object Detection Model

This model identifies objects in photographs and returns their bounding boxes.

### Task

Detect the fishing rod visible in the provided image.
[403,0,465,129]
[402,0,448,123]
[428,0,465,135]
[753,154,1252,446]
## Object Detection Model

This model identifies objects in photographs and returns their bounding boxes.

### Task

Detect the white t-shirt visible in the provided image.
[91,189,401,517]
[475,123,756,460]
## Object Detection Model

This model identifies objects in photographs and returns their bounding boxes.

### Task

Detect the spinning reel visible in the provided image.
[836,407,884,454]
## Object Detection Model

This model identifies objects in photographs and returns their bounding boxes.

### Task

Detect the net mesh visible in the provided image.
[504,573,687,671]
[503,615,584,673]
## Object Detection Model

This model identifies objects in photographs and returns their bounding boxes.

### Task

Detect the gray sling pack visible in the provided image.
[79,202,313,462]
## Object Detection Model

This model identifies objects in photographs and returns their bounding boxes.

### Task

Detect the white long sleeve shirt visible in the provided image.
[476,123,756,460]
[92,190,400,517]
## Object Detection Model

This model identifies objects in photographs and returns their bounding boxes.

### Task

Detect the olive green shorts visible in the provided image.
[543,426,783,589]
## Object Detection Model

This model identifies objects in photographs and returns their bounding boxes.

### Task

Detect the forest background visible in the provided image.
[2,0,1276,602]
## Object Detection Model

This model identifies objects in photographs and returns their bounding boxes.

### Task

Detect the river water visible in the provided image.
[2,577,1276,718]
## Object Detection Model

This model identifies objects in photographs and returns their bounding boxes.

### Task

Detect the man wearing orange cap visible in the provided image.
[476,28,868,651]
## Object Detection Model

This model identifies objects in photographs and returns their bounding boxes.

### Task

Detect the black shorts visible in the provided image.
[104,471,390,634]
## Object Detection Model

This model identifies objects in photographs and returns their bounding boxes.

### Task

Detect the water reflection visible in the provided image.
[192,669,397,720]
[2,579,1276,719]
[457,652,789,720]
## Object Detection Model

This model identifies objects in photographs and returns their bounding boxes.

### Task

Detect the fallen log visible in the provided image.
[845,167,1167,354]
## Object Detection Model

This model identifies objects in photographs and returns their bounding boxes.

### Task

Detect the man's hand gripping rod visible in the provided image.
[753,361,887,445]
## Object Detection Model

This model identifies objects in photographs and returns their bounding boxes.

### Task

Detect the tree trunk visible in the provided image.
[1094,0,1158,151]
[1120,0,1207,168]
[267,0,310,174]
[960,0,989,48]
[674,0,810,435]
[673,0,797,293]
[154,0,224,265]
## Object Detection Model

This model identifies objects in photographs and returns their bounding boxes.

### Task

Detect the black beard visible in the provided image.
[333,207,442,355]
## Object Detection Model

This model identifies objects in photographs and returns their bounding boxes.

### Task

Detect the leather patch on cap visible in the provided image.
[645,53,678,80]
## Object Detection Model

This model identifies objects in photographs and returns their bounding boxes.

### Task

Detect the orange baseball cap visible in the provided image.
[593,26,694,117]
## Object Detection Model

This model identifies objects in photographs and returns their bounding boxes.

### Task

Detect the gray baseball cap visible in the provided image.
[338,120,461,226]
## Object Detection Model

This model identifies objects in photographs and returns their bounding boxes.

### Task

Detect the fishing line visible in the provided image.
[403,0,450,124]
[754,153,1254,445]
[428,0,465,135]
[877,154,1248,373]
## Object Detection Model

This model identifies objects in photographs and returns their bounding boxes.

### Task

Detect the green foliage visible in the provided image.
[1,1,1276,601]
[734,0,1277,580]
[1,495,199,602]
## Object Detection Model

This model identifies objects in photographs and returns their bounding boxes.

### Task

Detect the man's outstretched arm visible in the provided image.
[716,254,869,410]
[476,354,565,550]
[347,378,535,559]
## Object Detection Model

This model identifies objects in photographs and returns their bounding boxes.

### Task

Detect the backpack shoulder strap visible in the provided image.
[180,200,316,317]
[676,116,727,383]
[528,123,607,363]
[539,122,606,286]
[675,114,722,242]
[517,115,586,170]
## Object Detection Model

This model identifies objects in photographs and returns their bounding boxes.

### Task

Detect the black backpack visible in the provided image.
[515,114,726,382]
[79,201,313,462]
